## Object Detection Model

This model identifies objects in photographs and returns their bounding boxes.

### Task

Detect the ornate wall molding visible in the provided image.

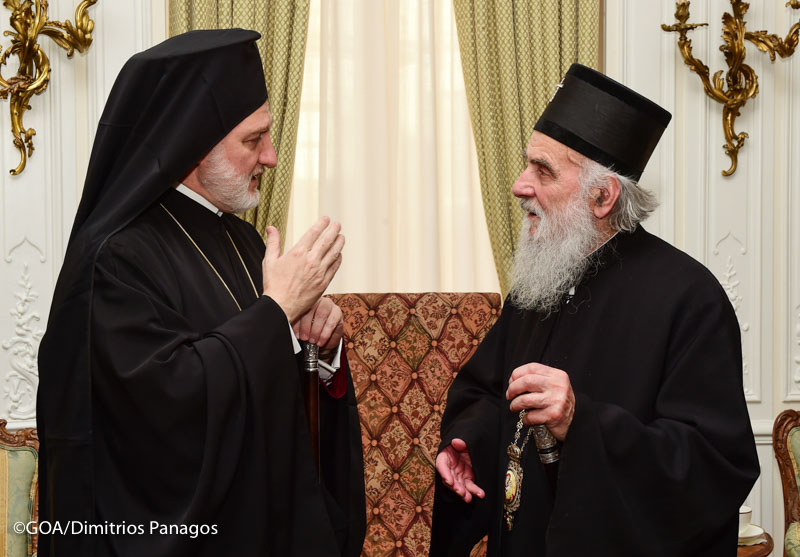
[713,231,747,256]
[716,257,755,396]
[2,263,43,420]
[713,235,757,399]
[4,236,45,262]
[788,45,800,402]
[720,256,743,313]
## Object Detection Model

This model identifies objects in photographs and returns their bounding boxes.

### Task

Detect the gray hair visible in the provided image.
[577,158,658,232]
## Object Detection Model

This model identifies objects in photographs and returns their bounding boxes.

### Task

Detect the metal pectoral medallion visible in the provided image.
[503,444,524,530]
[504,410,533,530]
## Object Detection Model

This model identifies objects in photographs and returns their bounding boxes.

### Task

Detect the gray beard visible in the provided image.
[508,195,605,314]
[199,144,261,213]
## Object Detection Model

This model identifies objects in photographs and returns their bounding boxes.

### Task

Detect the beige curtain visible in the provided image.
[453,0,602,295]
[169,0,310,247]
[287,0,500,294]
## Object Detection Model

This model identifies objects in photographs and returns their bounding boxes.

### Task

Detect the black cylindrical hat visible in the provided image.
[533,64,671,181]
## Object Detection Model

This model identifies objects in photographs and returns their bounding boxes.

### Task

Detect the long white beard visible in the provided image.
[198,144,261,213]
[508,194,605,314]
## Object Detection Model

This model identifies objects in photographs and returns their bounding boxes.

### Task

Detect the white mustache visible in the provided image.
[519,199,541,216]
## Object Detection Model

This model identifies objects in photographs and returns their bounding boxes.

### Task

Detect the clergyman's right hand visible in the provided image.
[261,217,344,323]
[435,438,485,503]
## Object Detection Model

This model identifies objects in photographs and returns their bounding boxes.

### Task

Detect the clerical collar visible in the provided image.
[175,184,223,216]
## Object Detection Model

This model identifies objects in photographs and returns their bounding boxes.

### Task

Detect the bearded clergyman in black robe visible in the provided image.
[430,64,759,556]
[36,30,365,556]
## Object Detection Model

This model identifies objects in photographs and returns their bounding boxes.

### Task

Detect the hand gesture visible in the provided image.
[261,217,344,323]
[435,438,485,503]
[292,297,344,352]
[506,363,575,441]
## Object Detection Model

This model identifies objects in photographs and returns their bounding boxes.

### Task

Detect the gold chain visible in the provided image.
[226,230,259,299]
[512,410,533,450]
[503,410,532,530]
[160,203,259,311]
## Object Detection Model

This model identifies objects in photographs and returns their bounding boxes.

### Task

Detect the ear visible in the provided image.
[591,175,620,220]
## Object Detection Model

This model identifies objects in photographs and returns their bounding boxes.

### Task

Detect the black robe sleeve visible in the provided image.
[430,311,509,557]
[548,272,759,556]
[86,230,361,557]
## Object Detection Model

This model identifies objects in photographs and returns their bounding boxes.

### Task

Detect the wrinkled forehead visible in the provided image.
[526,131,588,169]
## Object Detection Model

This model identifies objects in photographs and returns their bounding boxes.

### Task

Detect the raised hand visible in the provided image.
[261,217,344,323]
[435,438,485,503]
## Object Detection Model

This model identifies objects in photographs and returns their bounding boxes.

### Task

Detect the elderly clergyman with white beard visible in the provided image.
[37,30,365,556]
[429,64,759,557]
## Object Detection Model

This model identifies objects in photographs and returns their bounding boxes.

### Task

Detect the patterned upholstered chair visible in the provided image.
[329,293,501,557]
[774,409,800,557]
[0,419,39,557]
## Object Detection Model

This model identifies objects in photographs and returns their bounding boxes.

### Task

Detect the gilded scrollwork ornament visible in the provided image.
[0,0,97,175]
[663,1,800,176]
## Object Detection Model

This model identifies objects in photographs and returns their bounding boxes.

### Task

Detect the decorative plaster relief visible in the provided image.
[2,263,43,420]
[719,256,751,333]
[713,231,747,256]
[5,236,45,263]
[712,233,751,332]
[713,234,754,398]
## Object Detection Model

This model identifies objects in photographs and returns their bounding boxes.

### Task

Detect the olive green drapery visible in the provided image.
[169,0,310,246]
[453,0,602,295]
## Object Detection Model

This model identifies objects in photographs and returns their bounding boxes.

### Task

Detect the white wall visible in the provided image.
[606,0,800,551]
[0,0,797,551]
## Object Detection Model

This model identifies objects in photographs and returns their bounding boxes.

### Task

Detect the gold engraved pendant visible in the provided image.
[503,444,524,530]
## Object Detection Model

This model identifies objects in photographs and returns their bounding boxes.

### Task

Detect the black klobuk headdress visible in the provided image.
[534,63,671,181]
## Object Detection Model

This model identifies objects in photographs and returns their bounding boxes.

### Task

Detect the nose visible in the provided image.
[260,133,277,168]
[512,167,535,199]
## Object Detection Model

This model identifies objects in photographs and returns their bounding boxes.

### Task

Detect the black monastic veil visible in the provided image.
[38,29,365,556]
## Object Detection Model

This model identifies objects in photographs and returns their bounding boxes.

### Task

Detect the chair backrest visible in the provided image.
[329,292,501,556]
[774,410,800,535]
[0,419,39,557]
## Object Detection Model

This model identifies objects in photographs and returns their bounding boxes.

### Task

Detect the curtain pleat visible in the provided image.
[453,0,601,295]
[168,0,310,248]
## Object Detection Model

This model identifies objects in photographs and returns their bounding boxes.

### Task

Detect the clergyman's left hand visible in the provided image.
[292,297,343,353]
[506,362,575,441]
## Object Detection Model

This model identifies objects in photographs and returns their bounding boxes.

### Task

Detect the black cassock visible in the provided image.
[430,226,759,557]
[87,188,365,556]
[37,30,366,557]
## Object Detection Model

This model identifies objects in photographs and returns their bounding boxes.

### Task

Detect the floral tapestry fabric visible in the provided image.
[330,293,502,557]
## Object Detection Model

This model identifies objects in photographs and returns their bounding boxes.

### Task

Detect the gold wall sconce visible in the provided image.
[0,0,97,175]
[663,1,800,176]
